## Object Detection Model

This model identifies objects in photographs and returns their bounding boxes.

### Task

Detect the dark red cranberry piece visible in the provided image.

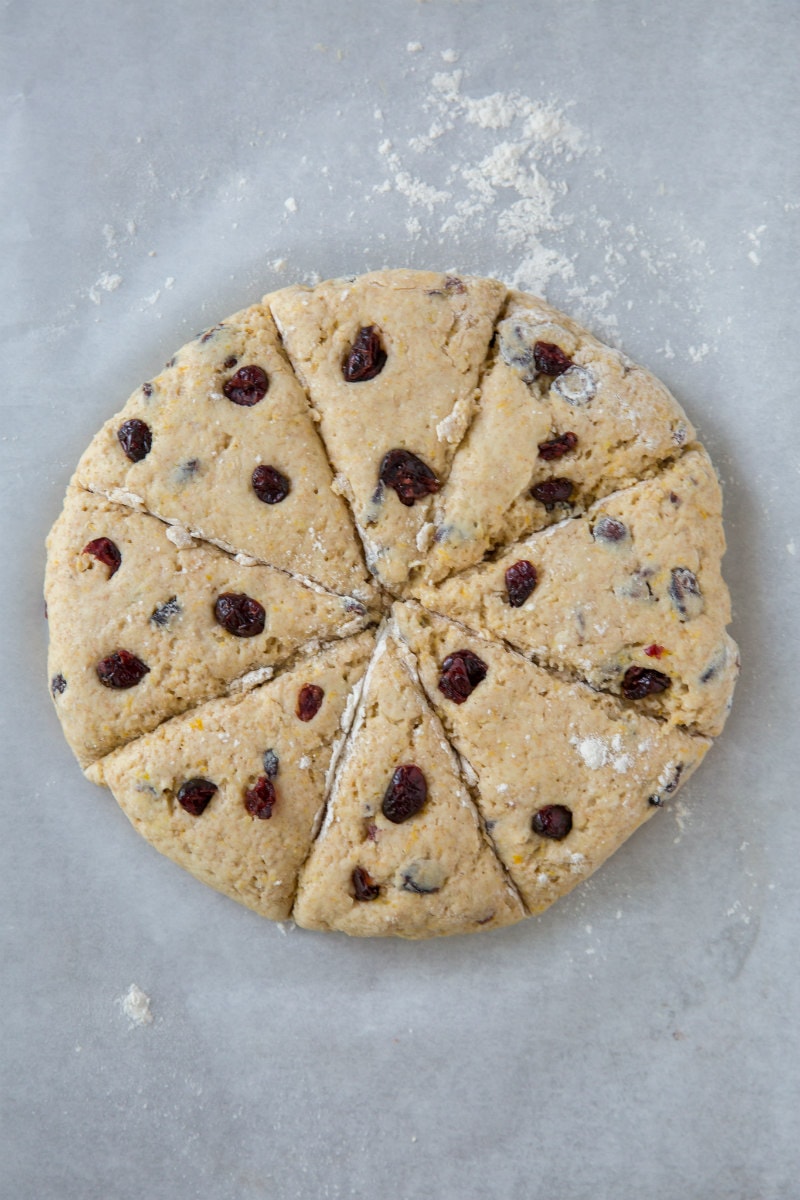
[438,649,488,704]
[222,355,238,369]
[214,593,266,638]
[51,673,67,697]
[352,866,380,901]
[177,777,217,816]
[96,650,150,689]
[82,536,122,578]
[621,665,671,699]
[382,764,428,824]
[532,804,573,840]
[296,683,324,722]
[244,775,277,819]
[379,449,441,507]
[223,364,269,406]
[537,431,578,461]
[251,464,291,504]
[117,418,152,462]
[505,560,538,607]
[531,477,574,510]
[533,341,573,376]
[343,326,387,382]
[645,644,665,659]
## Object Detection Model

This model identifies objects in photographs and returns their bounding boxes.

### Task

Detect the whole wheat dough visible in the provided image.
[46,270,738,938]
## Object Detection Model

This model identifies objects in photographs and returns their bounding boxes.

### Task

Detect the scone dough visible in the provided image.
[47,270,738,938]
[90,635,374,920]
[46,488,375,766]
[270,270,506,589]
[293,624,524,937]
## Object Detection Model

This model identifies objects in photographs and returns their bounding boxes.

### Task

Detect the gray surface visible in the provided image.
[2,2,799,1197]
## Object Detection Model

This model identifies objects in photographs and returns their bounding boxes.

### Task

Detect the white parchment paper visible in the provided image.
[2,2,798,1197]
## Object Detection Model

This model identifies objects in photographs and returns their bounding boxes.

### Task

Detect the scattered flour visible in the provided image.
[165,523,196,549]
[745,224,766,266]
[363,51,727,345]
[229,665,274,694]
[89,272,122,305]
[117,983,153,1027]
[572,733,632,774]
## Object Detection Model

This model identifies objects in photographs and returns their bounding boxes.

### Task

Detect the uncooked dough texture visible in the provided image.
[46,270,739,938]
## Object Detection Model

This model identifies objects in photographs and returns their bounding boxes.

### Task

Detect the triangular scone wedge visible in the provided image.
[73,301,373,601]
[292,624,525,938]
[87,633,374,922]
[46,488,376,768]
[411,449,739,737]
[393,604,711,915]
[422,291,695,583]
[269,270,506,590]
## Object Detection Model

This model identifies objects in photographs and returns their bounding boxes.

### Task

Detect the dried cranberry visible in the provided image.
[251,464,291,504]
[382,764,428,824]
[214,593,266,638]
[532,804,573,840]
[296,683,324,722]
[592,516,628,543]
[51,673,66,696]
[343,326,387,382]
[82,537,121,577]
[222,355,238,369]
[621,665,671,699]
[438,649,488,704]
[223,364,269,406]
[117,418,152,462]
[96,650,150,689]
[352,866,380,901]
[379,449,441,507]
[533,341,573,376]
[505,560,538,607]
[177,777,217,816]
[531,477,574,510]
[244,775,277,819]
[538,431,578,461]
[645,644,665,658]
